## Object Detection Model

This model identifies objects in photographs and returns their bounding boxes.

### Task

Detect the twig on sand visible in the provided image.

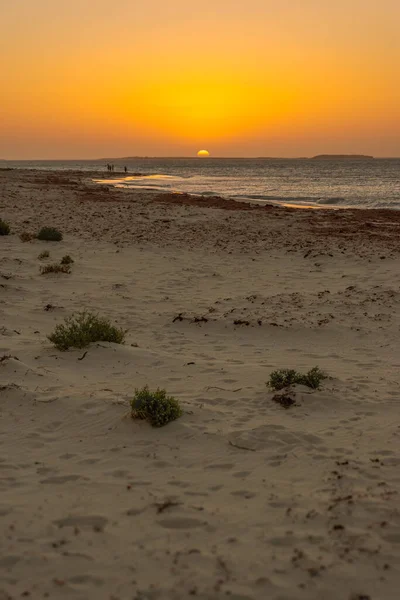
[206,386,243,393]
[229,440,256,452]
[155,500,182,514]
[36,397,58,404]
[78,351,88,361]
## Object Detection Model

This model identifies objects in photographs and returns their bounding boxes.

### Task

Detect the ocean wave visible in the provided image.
[124,182,172,189]
[233,194,320,204]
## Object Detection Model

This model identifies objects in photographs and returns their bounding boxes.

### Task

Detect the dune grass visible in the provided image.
[268,367,327,391]
[0,220,10,236]
[48,311,126,351]
[40,263,71,275]
[61,254,74,265]
[37,227,63,242]
[131,386,183,427]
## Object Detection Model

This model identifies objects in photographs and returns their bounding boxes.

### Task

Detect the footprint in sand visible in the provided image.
[157,517,205,529]
[41,474,83,484]
[54,515,108,530]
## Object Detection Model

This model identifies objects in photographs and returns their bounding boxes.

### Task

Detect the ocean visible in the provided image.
[3,157,400,209]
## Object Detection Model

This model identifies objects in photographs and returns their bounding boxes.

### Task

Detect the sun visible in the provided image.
[197,150,210,157]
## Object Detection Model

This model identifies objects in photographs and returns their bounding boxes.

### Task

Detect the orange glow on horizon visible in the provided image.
[2,0,400,158]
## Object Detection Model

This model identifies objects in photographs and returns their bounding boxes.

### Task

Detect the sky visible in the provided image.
[1,0,400,159]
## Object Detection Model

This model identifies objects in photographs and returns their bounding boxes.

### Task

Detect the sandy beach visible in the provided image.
[1,168,400,600]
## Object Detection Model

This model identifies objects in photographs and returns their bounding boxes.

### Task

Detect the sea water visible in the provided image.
[4,157,400,209]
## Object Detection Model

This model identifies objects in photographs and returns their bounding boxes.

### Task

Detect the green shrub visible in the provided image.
[61,255,74,265]
[301,366,327,389]
[48,311,126,351]
[268,369,300,390]
[38,250,50,260]
[268,367,327,391]
[40,263,71,275]
[0,220,10,236]
[131,386,183,427]
[37,227,63,242]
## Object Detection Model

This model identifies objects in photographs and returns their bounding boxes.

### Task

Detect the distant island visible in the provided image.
[311,154,374,160]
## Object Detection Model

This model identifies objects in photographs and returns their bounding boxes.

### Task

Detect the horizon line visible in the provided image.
[3,155,400,161]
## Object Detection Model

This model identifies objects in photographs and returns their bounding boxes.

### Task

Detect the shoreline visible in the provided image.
[2,166,399,212]
[1,168,400,258]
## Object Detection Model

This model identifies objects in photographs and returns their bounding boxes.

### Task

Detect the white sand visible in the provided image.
[1,170,400,600]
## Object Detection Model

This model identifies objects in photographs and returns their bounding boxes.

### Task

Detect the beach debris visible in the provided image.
[206,386,242,392]
[228,440,256,452]
[192,316,208,323]
[173,313,208,324]
[20,231,36,242]
[173,313,184,322]
[272,392,297,409]
[154,499,181,514]
[0,354,19,363]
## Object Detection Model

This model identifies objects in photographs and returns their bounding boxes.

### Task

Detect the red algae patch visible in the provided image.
[152,192,279,212]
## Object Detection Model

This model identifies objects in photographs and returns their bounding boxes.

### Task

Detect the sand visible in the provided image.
[1,169,400,600]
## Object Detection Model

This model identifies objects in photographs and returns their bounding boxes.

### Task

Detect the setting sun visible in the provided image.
[197,150,210,157]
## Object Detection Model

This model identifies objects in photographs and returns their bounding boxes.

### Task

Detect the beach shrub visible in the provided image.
[268,367,327,391]
[131,385,183,427]
[0,220,10,236]
[40,263,71,275]
[20,231,36,242]
[38,250,50,260]
[61,255,74,265]
[37,227,63,242]
[48,311,126,351]
[301,366,327,389]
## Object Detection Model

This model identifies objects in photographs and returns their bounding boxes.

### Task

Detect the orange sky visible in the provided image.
[2,0,400,158]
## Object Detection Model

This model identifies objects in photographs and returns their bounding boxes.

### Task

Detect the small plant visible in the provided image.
[268,367,327,391]
[268,369,300,390]
[48,311,126,351]
[301,366,327,389]
[40,263,71,275]
[20,231,36,242]
[61,255,74,265]
[0,220,10,236]
[37,227,63,242]
[131,386,183,427]
[38,250,50,260]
